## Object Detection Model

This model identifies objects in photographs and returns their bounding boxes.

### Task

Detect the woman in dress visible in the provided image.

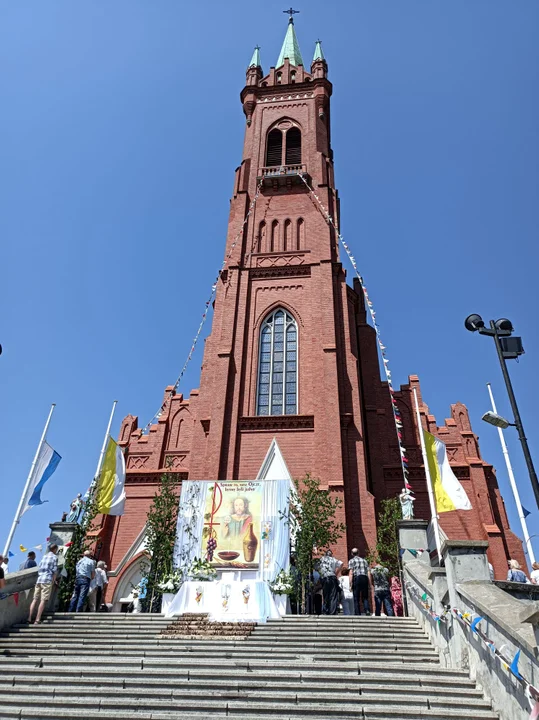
[390,576,403,616]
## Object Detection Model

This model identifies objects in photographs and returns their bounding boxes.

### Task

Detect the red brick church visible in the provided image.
[97,18,525,607]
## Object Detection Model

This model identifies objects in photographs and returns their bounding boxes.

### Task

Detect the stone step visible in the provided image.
[0,666,482,697]
[0,657,475,688]
[0,691,497,718]
[0,710,500,720]
[0,673,482,696]
[4,629,430,644]
[0,648,441,665]
[0,656,470,678]
[0,636,435,651]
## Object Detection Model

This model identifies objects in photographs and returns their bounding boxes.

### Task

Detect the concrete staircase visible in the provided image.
[0,613,498,719]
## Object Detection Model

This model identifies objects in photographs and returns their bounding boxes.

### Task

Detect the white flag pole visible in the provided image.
[487,383,535,565]
[3,403,56,558]
[94,400,118,480]
[413,388,443,564]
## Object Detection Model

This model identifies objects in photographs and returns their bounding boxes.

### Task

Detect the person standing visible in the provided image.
[506,559,529,584]
[371,561,394,617]
[19,551,37,570]
[390,576,403,617]
[339,568,354,615]
[88,561,108,612]
[69,551,96,612]
[319,550,343,615]
[0,556,5,590]
[28,544,59,624]
[530,562,539,585]
[348,548,371,616]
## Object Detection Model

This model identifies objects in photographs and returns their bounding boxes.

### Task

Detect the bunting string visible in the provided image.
[299,174,411,490]
[405,580,448,624]
[451,607,539,718]
[407,580,539,717]
[140,179,264,434]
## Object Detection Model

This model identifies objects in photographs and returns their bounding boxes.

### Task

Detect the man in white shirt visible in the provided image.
[88,561,108,612]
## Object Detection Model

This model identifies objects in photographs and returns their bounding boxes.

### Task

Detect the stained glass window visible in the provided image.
[257,309,298,416]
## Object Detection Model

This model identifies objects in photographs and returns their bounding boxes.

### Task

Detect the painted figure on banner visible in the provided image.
[203,481,262,569]
[223,497,253,538]
[399,488,415,520]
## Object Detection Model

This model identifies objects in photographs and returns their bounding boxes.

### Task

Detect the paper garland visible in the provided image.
[140,179,264,434]
[299,174,411,491]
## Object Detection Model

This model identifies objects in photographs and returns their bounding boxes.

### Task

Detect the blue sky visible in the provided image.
[1,1,538,568]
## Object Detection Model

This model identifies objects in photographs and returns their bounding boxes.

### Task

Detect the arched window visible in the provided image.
[277,72,282,84]
[296,218,305,250]
[270,220,279,252]
[266,129,283,167]
[285,127,302,165]
[290,71,296,83]
[257,221,266,253]
[283,219,292,251]
[257,309,298,416]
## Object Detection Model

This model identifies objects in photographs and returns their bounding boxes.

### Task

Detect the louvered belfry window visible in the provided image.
[257,309,298,416]
[285,128,302,165]
[266,129,283,167]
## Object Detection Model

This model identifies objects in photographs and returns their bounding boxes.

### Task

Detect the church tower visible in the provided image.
[187,16,377,551]
[102,17,526,606]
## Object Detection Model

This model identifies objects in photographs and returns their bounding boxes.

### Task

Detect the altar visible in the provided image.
[166,440,293,623]
[164,579,281,621]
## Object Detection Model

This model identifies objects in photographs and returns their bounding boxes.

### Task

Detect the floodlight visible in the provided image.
[482,411,511,429]
[464,314,485,332]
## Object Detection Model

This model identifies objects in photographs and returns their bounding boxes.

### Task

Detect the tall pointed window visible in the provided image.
[266,129,283,167]
[257,309,298,416]
[285,127,302,165]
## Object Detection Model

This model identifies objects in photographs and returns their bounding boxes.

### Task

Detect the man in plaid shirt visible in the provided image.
[28,544,59,624]
[349,548,371,615]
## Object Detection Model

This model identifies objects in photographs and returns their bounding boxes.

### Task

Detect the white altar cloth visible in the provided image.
[164,580,281,623]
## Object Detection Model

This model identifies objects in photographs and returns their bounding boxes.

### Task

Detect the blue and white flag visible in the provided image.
[21,442,61,516]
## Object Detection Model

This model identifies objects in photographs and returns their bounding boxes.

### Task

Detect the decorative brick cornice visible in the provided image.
[239,415,314,432]
[126,472,187,485]
[250,265,311,280]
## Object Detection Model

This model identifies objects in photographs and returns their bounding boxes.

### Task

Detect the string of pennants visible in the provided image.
[406,578,539,718]
[299,174,411,490]
[140,179,265,435]
[452,607,539,719]
[405,580,449,624]
[0,541,73,602]
[399,548,428,558]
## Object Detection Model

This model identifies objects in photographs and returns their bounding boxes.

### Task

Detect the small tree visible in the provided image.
[373,497,401,578]
[142,471,180,612]
[287,474,346,613]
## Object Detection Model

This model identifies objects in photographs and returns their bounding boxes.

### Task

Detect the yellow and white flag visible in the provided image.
[95,437,126,516]
[424,431,472,513]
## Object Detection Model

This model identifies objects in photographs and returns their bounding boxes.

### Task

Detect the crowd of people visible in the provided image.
[18,546,110,624]
[308,548,404,617]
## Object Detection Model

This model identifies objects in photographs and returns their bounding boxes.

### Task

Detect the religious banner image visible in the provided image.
[203,481,262,569]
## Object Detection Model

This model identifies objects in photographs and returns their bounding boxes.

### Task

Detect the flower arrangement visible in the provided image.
[188,557,217,581]
[268,569,295,596]
[156,570,183,594]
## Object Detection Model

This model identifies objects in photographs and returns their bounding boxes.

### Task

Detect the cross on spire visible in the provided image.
[283,7,300,23]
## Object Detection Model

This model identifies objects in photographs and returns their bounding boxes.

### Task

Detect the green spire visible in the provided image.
[248,46,262,69]
[276,18,304,68]
[313,39,324,62]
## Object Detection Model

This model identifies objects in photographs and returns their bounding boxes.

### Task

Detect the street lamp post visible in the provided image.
[465,314,539,511]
